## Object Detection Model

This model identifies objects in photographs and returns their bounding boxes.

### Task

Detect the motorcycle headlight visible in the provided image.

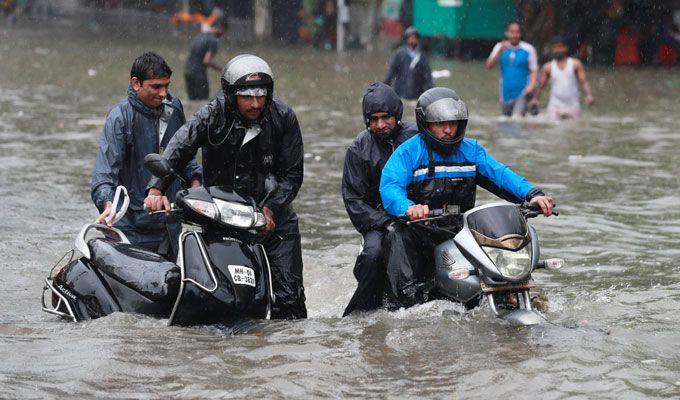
[483,244,532,280]
[185,198,219,220]
[213,199,256,228]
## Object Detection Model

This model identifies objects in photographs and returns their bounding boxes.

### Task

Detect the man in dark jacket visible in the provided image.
[144,54,307,319]
[91,52,202,260]
[184,27,223,100]
[384,26,433,100]
[342,82,417,316]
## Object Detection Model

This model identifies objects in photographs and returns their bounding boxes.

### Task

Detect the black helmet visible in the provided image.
[415,87,468,155]
[220,54,274,108]
[362,82,403,129]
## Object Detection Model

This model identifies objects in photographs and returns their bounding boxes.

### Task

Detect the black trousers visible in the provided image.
[184,72,209,101]
[261,214,307,319]
[384,223,451,309]
[342,229,387,316]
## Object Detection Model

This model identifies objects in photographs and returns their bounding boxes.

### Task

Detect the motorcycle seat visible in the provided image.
[87,238,180,301]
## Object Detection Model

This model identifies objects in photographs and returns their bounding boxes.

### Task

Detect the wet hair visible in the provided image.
[130,52,172,83]
[505,20,521,31]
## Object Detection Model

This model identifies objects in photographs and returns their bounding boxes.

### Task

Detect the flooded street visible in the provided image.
[1,21,680,399]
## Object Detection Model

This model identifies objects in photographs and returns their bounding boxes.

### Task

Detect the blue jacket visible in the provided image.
[91,87,202,238]
[380,134,537,217]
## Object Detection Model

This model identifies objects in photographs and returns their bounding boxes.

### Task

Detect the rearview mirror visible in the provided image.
[144,153,173,179]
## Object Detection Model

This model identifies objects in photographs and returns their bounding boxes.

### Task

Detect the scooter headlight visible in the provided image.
[213,199,256,228]
[483,244,532,280]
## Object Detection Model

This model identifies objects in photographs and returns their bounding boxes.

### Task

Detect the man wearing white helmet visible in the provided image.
[144,54,307,319]
[379,87,554,309]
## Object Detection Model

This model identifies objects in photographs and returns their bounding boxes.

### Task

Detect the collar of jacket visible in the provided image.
[127,85,173,119]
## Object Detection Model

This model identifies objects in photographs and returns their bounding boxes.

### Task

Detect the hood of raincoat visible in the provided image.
[362,82,404,129]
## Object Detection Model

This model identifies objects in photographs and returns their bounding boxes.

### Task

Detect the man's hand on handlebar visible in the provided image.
[529,195,554,217]
[144,188,172,215]
[406,204,429,221]
[262,206,276,235]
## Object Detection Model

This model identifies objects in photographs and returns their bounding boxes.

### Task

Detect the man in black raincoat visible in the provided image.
[144,54,307,319]
[384,27,433,100]
[342,82,417,316]
[91,52,202,260]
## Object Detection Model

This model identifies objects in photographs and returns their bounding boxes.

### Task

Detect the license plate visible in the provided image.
[228,265,256,287]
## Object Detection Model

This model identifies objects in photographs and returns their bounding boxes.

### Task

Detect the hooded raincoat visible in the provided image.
[341,82,417,316]
[91,87,202,258]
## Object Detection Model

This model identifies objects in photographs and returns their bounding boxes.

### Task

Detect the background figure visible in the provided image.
[184,26,223,100]
[486,21,538,117]
[530,37,594,120]
[383,26,433,100]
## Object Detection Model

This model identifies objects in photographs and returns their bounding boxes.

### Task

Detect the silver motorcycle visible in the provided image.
[419,202,563,326]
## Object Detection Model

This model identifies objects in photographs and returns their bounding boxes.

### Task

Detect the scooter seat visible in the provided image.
[87,238,180,301]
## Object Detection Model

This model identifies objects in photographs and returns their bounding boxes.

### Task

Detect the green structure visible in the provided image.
[413,0,515,39]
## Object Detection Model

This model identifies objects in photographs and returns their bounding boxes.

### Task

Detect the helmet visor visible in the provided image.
[424,97,468,123]
[235,87,268,97]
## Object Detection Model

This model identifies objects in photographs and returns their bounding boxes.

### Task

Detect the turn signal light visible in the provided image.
[544,258,564,270]
[448,269,470,280]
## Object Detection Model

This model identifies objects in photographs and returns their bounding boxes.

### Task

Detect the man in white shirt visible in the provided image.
[529,37,594,120]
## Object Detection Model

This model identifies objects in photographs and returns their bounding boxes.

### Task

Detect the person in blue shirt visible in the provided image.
[379,87,554,309]
[486,21,538,117]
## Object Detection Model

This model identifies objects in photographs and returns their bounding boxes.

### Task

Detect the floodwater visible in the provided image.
[1,18,680,399]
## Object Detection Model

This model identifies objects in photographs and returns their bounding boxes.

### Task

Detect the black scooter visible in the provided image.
[41,154,275,326]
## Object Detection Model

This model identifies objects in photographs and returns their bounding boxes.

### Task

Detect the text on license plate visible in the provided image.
[228,265,256,287]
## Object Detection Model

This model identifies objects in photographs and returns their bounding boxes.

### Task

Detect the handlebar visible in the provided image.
[520,202,559,218]
[400,205,461,225]
[143,203,179,214]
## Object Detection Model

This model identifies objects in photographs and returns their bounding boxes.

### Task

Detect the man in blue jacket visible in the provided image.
[91,52,202,260]
[379,87,554,308]
[342,82,418,316]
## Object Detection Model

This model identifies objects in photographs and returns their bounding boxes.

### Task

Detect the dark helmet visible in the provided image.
[220,54,274,108]
[415,87,468,155]
[362,82,403,128]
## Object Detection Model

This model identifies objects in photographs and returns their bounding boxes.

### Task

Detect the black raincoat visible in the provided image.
[342,82,417,316]
[148,94,306,319]
[91,87,202,259]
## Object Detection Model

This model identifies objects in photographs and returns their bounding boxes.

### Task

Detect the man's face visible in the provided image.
[236,95,266,120]
[552,43,568,59]
[427,120,459,141]
[406,34,419,49]
[505,23,522,46]
[368,112,397,138]
[131,76,170,108]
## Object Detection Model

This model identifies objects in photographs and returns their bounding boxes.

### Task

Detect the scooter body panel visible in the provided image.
[168,231,269,326]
